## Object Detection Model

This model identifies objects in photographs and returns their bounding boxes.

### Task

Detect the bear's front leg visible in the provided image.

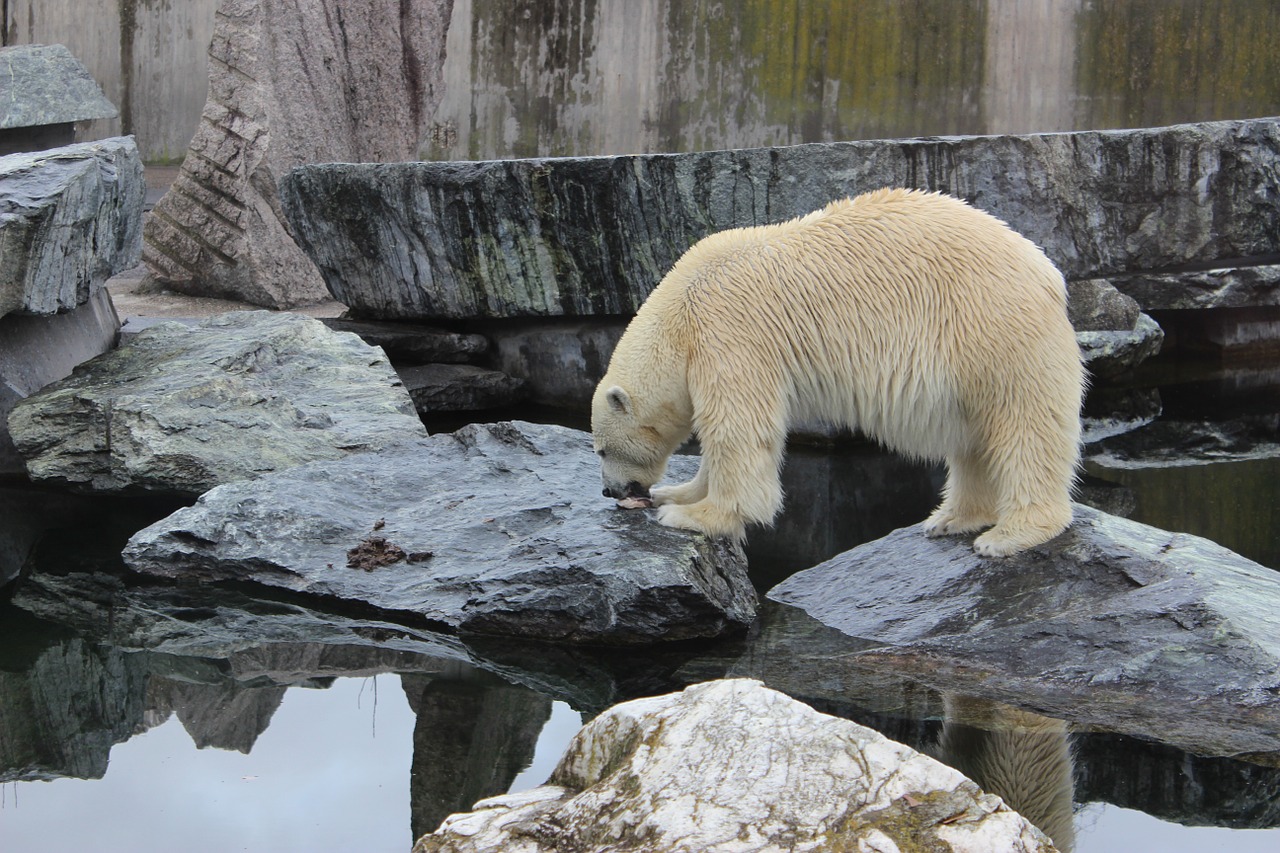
[650,464,708,507]
[654,441,783,542]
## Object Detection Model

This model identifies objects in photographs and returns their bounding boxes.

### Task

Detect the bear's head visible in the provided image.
[591,383,690,502]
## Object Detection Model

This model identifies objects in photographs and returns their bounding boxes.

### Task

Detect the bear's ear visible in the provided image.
[605,386,632,416]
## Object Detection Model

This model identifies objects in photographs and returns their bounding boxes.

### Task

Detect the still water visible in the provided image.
[4,1,1280,850]
[0,351,1277,853]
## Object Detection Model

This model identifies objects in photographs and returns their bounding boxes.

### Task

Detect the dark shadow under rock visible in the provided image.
[397,363,528,412]
[122,421,756,645]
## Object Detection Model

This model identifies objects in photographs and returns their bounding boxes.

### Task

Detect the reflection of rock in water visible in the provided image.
[146,679,287,754]
[0,622,149,782]
[1075,733,1280,828]
[404,674,553,839]
[936,695,1076,853]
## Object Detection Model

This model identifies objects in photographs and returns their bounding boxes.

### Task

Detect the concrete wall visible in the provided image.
[5,0,1279,164]
[3,0,217,162]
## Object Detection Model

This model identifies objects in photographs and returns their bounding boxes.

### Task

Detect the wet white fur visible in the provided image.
[591,188,1085,557]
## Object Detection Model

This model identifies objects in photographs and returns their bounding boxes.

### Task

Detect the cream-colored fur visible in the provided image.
[591,188,1085,557]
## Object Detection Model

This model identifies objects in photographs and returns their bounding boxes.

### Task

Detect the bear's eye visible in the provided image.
[596,449,607,459]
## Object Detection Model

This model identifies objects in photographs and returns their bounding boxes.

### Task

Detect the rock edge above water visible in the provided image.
[122,421,757,645]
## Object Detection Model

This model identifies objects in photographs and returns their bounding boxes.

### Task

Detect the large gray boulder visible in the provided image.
[0,137,143,317]
[7,311,425,494]
[768,503,1280,758]
[281,117,1280,321]
[141,0,453,309]
[413,679,1057,853]
[122,421,756,645]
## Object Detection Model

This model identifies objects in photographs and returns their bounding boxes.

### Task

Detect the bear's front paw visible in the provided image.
[656,501,745,541]
[923,506,994,537]
[656,502,708,533]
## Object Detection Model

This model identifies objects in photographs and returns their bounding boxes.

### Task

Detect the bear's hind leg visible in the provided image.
[923,452,999,537]
[972,418,1077,557]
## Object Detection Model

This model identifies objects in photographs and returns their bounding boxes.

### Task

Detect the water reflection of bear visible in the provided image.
[933,695,1076,852]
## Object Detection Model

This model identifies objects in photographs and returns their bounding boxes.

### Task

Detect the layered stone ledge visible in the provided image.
[281,117,1280,321]
[1,137,144,318]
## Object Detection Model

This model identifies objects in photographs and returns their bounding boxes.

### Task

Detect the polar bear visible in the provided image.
[591,188,1085,557]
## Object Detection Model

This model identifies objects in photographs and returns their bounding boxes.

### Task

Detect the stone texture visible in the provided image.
[281,117,1280,321]
[1106,265,1280,310]
[122,421,757,645]
[398,363,528,413]
[7,311,426,494]
[413,679,1056,853]
[1077,313,1165,379]
[1067,278,1141,332]
[319,318,489,365]
[141,0,453,309]
[768,504,1280,758]
[0,137,144,317]
[0,44,118,131]
[0,288,119,476]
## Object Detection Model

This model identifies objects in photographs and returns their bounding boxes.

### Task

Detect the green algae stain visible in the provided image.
[1075,0,1280,129]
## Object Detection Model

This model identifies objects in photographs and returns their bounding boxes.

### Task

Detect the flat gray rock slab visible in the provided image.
[122,421,756,645]
[280,117,1280,320]
[0,44,118,129]
[397,363,528,412]
[769,504,1280,757]
[318,318,489,364]
[0,137,144,317]
[8,311,426,494]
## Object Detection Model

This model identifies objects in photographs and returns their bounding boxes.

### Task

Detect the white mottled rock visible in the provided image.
[413,679,1057,853]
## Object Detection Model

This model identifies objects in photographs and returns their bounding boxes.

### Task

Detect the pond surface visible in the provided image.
[0,351,1278,853]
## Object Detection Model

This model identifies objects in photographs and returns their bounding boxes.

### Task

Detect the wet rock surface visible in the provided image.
[122,421,756,644]
[413,679,1057,853]
[1076,313,1165,379]
[281,117,1280,321]
[7,311,425,495]
[769,503,1280,758]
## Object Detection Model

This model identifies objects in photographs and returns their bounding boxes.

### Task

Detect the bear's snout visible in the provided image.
[604,481,650,501]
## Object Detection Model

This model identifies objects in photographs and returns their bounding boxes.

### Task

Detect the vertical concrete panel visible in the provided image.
[983,0,1081,134]
[2,0,216,161]
[130,0,219,162]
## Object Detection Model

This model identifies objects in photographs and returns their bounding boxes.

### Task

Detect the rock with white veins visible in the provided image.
[413,679,1057,853]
